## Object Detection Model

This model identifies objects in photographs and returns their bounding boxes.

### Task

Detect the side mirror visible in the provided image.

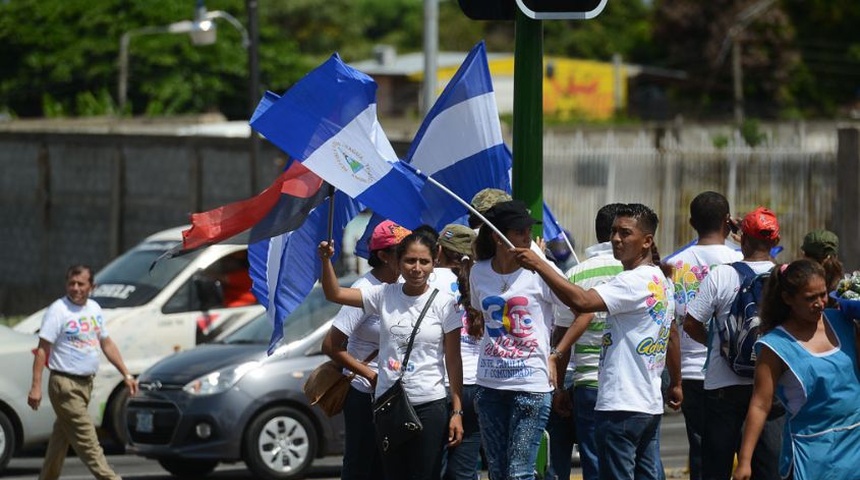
[193,272,224,311]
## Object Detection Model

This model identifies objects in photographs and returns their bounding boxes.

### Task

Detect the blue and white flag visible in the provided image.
[250,54,427,228]
[249,189,362,354]
[543,202,565,242]
[407,41,511,228]
[354,41,512,259]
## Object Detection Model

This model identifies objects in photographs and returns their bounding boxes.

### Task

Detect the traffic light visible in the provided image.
[458,0,608,21]
[516,0,608,19]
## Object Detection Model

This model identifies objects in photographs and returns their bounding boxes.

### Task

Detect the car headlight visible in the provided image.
[182,361,261,396]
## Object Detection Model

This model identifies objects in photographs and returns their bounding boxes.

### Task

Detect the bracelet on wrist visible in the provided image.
[549,347,562,357]
[451,409,464,416]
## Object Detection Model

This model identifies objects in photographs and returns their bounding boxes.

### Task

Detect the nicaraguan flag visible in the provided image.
[354,41,512,259]
[249,189,363,354]
[407,40,511,228]
[250,54,427,228]
[542,202,565,243]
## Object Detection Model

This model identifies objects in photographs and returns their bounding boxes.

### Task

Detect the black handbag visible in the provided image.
[372,288,439,454]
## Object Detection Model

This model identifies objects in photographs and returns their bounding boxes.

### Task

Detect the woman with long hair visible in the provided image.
[467,200,572,480]
[320,220,409,480]
[733,259,860,480]
[319,232,464,480]
[435,224,482,480]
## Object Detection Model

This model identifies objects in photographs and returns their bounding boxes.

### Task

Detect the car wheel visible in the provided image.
[244,406,318,480]
[106,386,130,450]
[0,410,15,473]
[157,458,218,478]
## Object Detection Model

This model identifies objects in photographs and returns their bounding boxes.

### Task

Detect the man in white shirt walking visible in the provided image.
[684,207,784,480]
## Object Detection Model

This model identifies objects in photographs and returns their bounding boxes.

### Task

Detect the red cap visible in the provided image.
[369,220,411,251]
[741,207,780,241]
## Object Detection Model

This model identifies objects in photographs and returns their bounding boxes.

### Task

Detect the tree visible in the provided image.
[782,0,860,116]
[651,0,799,119]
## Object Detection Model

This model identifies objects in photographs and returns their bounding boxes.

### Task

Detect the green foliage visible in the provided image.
[1,0,859,120]
[544,0,653,61]
[739,118,766,147]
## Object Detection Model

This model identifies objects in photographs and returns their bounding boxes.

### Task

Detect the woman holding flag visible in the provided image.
[467,200,572,480]
[318,231,464,480]
[321,220,410,480]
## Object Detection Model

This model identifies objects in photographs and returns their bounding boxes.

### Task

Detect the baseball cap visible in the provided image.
[484,200,540,231]
[438,224,477,257]
[801,229,839,258]
[740,207,780,242]
[470,188,512,214]
[369,220,411,251]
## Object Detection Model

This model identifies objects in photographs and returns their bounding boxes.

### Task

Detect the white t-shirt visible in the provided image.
[432,267,481,386]
[39,297,108,376]
[556,242,624,388]
[663,244,743,381]
[593,264,675,415]
[428,267,460,299]
[469,260,570,393]
[361,283,461,404]
[685,260,774,390]
[332,273,383,393]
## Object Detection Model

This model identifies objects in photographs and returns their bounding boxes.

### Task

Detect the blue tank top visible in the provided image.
[756,309,860,480]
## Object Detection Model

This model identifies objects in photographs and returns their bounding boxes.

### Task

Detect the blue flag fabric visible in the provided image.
[355,41,512,259]
[249,189,362,354]
[250,54,428,229]
[542,202,565,242]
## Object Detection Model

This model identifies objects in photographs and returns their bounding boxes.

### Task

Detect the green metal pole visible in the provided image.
[512,8,544,236]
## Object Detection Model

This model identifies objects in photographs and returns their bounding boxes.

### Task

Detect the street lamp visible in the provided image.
[117,0,250,113]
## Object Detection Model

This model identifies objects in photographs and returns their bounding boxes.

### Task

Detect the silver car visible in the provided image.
[0,326,55,474]
[126,282,349,479]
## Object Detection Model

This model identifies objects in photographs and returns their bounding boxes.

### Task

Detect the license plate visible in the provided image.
[136,411,153,433]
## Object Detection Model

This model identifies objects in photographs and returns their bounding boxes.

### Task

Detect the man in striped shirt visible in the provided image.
[551,203,624,480]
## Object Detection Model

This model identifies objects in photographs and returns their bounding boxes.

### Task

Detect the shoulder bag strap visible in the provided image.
[362,350,379,363]
[401,288,439,371]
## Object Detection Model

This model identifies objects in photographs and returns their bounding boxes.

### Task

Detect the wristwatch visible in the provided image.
[451,409,464,416]
[549,347,561,357]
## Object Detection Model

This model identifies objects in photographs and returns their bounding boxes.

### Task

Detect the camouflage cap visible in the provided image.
[438,224,477,257]
[801,229,839,258]
[470,188,512,214]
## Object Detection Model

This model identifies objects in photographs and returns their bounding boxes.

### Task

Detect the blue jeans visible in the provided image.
[546,385,576,480]
[680,380,704,480]
[342,387,385,480]
[595,410,662,480]
[443,384,482,480]
[379,398,449,480]
[574,386,599,480]
[702,385,784,480]
[474,386,551,480]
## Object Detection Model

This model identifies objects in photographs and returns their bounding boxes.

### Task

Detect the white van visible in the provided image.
[14,226,265,445]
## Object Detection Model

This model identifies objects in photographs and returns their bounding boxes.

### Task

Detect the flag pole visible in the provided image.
[560,230,579,265]
[326,185,336,244]
[420,174,515,250]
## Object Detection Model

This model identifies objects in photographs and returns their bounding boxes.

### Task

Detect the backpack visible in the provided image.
[716,262,770,378]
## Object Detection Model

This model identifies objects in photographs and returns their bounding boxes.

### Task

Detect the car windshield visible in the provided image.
[223,282,348,345]
[91,241,200,308]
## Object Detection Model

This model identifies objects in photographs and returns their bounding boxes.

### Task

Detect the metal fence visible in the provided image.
[0,124,849,316]
[543,126,839,264]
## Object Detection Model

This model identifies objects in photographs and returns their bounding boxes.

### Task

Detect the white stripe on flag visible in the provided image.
[410,92,503,176]
[264,233,285,320]
[302,104,396,198]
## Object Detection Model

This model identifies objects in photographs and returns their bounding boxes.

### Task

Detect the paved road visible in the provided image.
[5,413,690,480]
